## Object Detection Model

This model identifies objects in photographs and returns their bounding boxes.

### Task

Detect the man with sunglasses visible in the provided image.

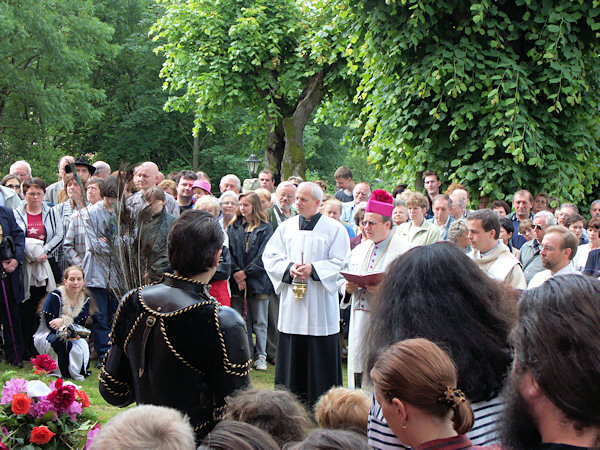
[337,189,408,389]
[518,210,556,284]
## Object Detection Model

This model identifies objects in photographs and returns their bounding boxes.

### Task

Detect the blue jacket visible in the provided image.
[0,206,25,302]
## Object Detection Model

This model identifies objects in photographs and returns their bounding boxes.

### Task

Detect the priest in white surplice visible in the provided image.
[263,182,350,405]
[337,189,408,389]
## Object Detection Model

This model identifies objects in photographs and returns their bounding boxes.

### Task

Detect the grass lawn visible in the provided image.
[1,359,347,423]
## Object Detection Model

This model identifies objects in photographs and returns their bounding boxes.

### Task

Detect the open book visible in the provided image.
[340,271,385,288]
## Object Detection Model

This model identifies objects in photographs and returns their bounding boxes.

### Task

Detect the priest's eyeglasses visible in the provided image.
[362,220,382,227]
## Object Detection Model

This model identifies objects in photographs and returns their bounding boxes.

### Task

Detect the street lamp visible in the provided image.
[245,153,261,178]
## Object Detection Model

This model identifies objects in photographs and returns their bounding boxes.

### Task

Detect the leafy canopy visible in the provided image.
[151,0,332,144]
[329,0,600,202]
[0,0,115,179]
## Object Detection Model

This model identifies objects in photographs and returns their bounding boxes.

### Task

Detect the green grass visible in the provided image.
[1,358,347,424]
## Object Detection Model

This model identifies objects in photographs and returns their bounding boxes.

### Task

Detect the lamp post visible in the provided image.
[245,153,261,178]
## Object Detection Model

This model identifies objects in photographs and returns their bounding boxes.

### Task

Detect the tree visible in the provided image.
[327,0,600,202]
[0,0,114,180]
[151,0,342,180]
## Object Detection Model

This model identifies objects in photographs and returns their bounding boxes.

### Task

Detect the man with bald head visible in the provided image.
[93,161,111,179]
[341,182,371,223]
[127,162,180,217]
[44,155,75,205]
[219,174,241,195]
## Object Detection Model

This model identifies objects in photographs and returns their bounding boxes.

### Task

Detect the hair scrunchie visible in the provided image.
[438,386,466,410]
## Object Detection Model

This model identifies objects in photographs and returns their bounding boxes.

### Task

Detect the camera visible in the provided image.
[60,324,91,340]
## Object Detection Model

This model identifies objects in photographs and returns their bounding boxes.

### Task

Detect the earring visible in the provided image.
[400,421,407,429]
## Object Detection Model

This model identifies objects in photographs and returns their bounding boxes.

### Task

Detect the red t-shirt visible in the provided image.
[26,212,46,242]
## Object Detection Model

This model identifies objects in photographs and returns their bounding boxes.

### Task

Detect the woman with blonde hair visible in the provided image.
[34,265,95,380]
[227,191,273,370]
[371,338,479,449]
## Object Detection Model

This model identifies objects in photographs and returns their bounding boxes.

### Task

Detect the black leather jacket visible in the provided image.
[227,219,274,296]
[99,274,251,440]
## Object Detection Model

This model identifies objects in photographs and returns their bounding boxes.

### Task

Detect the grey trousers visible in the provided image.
[266,292,280,360]
[231,294,269,357]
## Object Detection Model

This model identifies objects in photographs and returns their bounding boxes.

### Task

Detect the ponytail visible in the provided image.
[452,400,474,434]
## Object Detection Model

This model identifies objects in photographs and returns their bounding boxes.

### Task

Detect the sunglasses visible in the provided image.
[5,184,19,189]
[532,224,544,231]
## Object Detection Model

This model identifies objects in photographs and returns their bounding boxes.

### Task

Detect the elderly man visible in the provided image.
[467,209,526,289]
[9,160,32,183]
[518,210,556,284]
[263,182,349,405]
[590,199,600,218]
[337,190,408,388]
[557,202,578,226]
[333,166,356,203]
[265,180,297,364]
[44,155,74,205]
[266,181,297,232]
[508,190,534,250]
[127,162,179,217]
[92,161,112,179]
[527,225,578,288]
[427,194,454,240]
[219,174,241,195]
[175,170,198,213]
[449,187,470,220]
[500,275,600,449]
[341,182,371,223]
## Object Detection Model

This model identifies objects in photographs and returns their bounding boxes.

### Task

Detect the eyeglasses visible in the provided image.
[588,225,600,231]
[26,192,43,197]
[532,224,544,231]
[362,220,382,227]
[5,184,19,189]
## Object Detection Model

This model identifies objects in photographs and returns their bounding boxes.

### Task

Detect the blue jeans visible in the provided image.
[88,287,118,358]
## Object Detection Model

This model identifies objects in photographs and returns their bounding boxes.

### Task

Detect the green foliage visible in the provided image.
[60,1,200,173]
[151,0,341,178]
[327,0,600,203]
[0,0,115,181]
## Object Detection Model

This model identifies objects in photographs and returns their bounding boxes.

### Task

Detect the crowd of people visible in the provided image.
[1,157,600,449]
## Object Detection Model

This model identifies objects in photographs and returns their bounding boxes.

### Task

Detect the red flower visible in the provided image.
[76,390,90,408]
[30,354,57,375]
[30,426,55,445]
[47,379,76,410]
[11,393,31,415]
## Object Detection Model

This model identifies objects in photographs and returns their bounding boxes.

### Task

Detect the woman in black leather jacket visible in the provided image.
[227,191,273,371]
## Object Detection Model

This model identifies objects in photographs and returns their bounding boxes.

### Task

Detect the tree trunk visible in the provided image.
[264,120,285,184]
[280,71,324,180]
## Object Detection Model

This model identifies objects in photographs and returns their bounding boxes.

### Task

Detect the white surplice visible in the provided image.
[337,232,408,388]
[262,214,350,336]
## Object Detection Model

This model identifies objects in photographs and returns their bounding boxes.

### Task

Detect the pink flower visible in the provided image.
[84,425,101,450]
[29,397,57,421]
[47,379,76,411]
[30,354,57,373]
[63,399,82,420]
[1,378,27,405]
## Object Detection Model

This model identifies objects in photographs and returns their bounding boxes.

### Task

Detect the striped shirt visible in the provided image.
[367,394,504,449]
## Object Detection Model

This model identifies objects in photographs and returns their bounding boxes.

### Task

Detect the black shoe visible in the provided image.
[95,355,105,369]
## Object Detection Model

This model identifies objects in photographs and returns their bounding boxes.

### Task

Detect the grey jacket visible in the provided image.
[82,202,119,289]
[44,179,64,206]
[13,203,64,259]
[518,239,543,284]
[1,185,21,210]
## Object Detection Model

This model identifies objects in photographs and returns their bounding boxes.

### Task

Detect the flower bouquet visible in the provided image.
[0,355,100,449]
